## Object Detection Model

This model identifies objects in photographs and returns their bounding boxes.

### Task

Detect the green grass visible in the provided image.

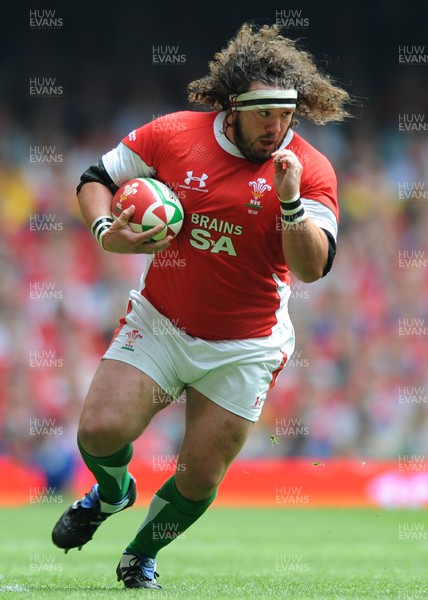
[0,503,427,599]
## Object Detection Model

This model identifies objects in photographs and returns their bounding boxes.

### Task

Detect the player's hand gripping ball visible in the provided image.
[112,178,184,241]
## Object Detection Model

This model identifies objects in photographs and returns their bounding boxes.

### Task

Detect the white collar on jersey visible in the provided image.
[213,111,294,159]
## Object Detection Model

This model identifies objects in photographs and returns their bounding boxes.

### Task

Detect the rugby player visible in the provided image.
[52,23,351,588]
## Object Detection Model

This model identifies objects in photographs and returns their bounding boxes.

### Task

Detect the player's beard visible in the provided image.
[233,113,285,163]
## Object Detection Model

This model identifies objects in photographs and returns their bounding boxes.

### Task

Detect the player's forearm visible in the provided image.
[281,217,328,282]
[77,182,113,230]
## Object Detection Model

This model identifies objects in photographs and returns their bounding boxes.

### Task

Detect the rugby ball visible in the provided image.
[112,177,184,241]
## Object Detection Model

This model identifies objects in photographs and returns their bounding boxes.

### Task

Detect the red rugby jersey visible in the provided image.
[105,111,338,340]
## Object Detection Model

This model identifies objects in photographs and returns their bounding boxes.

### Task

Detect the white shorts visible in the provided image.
[103,294,295,421]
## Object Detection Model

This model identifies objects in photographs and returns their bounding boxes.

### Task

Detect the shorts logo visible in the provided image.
[121,329,142,352]
[252,394,265,409]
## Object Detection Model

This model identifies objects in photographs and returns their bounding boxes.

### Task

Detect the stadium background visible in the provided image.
[1,0,427,507]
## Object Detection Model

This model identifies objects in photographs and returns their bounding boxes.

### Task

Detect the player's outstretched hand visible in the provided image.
[272,149,303,201]
[101,205,172,254]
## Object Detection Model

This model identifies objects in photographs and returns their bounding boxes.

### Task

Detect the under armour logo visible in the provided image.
[184,171,208,188]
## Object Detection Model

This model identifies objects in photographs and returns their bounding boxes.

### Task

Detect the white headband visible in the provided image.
[229,89,298,111]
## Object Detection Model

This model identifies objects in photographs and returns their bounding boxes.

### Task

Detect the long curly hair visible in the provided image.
[187,23,353,124]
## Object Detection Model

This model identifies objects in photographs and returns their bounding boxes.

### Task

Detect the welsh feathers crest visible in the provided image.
[249,178,272,198]
[120,182,139,201]
[126,329,142,342]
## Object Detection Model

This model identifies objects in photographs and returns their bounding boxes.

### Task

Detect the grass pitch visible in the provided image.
[0,503,427,599]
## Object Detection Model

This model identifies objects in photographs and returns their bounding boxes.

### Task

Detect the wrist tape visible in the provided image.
[279,193,308,224]
[91,215,113,247]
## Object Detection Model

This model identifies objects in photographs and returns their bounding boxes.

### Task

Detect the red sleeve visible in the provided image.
[121,121,157,168]
[300,154,339,221]
[291,133,339,222]
[121,112,188,170]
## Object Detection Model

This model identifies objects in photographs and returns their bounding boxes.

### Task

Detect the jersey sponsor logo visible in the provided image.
[246,178,272,214]
[184,171,208,188]
[128,130,136,141]
[189,213,242,257]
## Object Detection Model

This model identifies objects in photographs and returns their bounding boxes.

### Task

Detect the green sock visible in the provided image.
[77,438,133,504]
[126,475,216,558]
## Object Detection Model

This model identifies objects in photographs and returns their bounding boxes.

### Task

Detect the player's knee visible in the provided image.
[78,414,131,454]
[176,467,222,500]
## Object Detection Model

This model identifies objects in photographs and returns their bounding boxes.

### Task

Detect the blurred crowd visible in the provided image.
[1,79,427,489]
